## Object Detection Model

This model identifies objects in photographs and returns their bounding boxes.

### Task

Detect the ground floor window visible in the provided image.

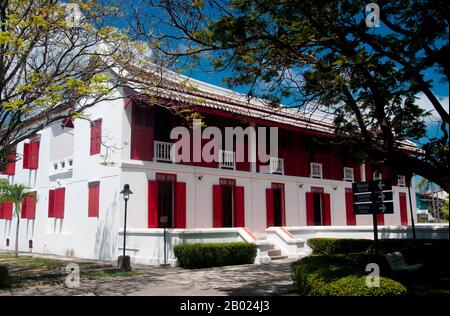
[266,183,286,227]
[213,178,245,228]
[148,173,186,228]
[306,187,331,226]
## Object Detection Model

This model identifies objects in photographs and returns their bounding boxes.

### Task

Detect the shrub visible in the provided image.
[307,238,373,255]
[174,242,257,269]
[292,254,406,296]
[0,265,9,288]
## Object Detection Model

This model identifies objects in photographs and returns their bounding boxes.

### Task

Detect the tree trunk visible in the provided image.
[15,209,20,257]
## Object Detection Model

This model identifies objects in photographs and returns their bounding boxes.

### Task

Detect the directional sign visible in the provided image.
[371,201,394,214]
[354,201,394,215]
[352,180,394,215]
[352,180,392,194]
[353,191,393,203]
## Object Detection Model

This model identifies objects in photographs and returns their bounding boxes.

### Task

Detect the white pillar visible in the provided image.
[249,123,257,173]
[360,162,366,181]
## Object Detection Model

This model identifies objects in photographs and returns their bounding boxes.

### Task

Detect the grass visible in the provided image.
[0,252,136,289]
[84,269,139,280]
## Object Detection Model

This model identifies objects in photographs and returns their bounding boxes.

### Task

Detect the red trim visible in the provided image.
[234,186,245,227]
[148,180,158,228]
[243,227,258,240]
[399,192,408,225]
[175,182,186,228]
[345,188,356,225]
[212,185,222,227]
[156,173,177,182]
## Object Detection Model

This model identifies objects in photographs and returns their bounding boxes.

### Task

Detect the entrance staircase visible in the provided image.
[254,232,288,261]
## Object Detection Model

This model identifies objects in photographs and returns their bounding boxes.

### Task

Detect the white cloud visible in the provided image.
[415,93,449,123]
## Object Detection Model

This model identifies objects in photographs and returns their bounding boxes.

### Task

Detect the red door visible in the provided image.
[306,192,315,226]
[175,182,186,228]
[212,185,222,227]
[266,188,274,227]
[148,180,158,228]
[234,186,245,227]
[345,188,356,225]
[322,193,331,226]
[399,192,408,225]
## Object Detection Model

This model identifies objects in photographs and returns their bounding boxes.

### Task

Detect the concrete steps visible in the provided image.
[267,244,287,260]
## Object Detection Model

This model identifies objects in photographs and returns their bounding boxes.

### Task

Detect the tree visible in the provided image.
[0,182,36,256]
[0,0,146,169]
[136,0,449,190]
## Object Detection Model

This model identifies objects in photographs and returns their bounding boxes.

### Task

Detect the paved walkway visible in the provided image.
[1,259,297,296]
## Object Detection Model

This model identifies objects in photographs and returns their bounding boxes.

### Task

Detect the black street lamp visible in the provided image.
[118,184,133,271]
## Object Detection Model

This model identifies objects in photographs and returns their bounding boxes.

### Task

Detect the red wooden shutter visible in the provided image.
[0,202,13,220]
[90,120,102,155]
[54,188,65,218]
[345,188,356,225]
[1,151,16,175]
[399,192,408,225]
[266,188,274,227]
[88,182,100,217]
[131,105,153,161]
[48,190,55,217]
[212,185,222,227]
[29,141,39,169]
[234,186,245,227]
[175,182,186,228]
[23,143,30,169]
[21,192,36,219]
[306,192,315,226]
[280,186,286,226]
[21,198,28,219]
[322,193,331,225]
[27,193,37,219]
[377,214,385,225]
[148,180,158,228]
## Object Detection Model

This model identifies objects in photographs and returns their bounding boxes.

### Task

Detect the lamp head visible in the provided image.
[120,184,133,200]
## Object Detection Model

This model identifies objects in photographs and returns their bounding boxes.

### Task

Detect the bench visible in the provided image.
[384,252,424,272]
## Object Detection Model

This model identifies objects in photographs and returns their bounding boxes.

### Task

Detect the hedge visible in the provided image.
[292,254,407,296]
[0,265,9,288]
[307,238,373,255]
[174,242,257,269]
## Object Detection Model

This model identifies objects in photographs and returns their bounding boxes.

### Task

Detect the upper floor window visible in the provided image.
[90,119,102,155]
[0,150,16,176]
[397,175,406,187]
[373,170,382,180]
[310,162,323,179]
[343,167,354,182]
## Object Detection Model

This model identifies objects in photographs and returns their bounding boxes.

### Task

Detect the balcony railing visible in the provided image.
[219,150,235,169]
[269,157,284,174]
[154,141,173,162]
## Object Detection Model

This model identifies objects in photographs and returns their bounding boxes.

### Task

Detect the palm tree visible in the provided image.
[0,183,37,257]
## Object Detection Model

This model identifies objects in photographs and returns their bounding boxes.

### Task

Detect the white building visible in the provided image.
[1,67,428,265]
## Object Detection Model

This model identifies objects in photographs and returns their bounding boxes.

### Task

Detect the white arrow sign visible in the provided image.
[377,181,385,190]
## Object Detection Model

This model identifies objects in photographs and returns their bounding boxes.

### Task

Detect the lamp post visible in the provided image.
[118,184,133,271]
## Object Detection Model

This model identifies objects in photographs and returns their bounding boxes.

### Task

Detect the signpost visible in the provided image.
[352,180,394,256]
